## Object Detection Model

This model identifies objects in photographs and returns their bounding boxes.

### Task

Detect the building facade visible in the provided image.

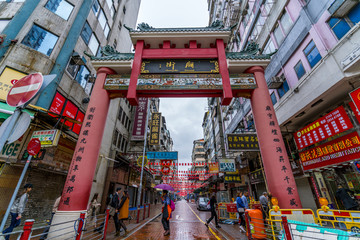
[207,0,360,210]
[0,0,141,221]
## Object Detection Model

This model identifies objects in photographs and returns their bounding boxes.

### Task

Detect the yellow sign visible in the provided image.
[137,156,148,167]
[0,67,26,101]
[209,162,219,174]
[229,212,237,219]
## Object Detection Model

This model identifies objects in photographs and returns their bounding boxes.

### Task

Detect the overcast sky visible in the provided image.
[137,0,210,170]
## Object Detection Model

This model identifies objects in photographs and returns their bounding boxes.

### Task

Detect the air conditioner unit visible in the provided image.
[268,75,286,89]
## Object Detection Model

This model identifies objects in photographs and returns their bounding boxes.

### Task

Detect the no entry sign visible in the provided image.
[27,138,41,156]
[6,73,43,107]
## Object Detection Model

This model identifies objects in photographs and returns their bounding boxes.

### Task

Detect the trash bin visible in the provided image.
[246,209,266,239]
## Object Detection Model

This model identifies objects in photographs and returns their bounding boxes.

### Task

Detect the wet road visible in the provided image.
[126,200,247,240]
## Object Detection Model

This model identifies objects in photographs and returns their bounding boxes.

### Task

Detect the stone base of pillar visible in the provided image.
[48,210,86,239]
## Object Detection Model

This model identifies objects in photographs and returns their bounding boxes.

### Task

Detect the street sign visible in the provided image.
[137,156,148,167]
[7,112,31,144]
[6,73,43,107]
[27,138,41,156]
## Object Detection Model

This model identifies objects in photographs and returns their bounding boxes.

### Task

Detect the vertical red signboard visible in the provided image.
[349,87,360,113]
[131,98,148,141]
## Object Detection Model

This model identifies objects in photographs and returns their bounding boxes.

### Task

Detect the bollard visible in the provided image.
[281,216,293,240]
[136,205,140,224]
[143,204,146,220]
[19,219,34,240]
[148,203,151,218]
[103,209,110,240]
[76,212,86,240]
[244,211,251,240]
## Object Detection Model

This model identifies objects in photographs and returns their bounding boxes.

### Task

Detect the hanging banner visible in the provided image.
[349,87,360,113]
[349,101,360,124]
[131,98,148,141]
[227,133,259,151]
[219,159,236,172]
[149,112,161,145]
[294,106,353,150]
[300,131,360,171]
[209,163,219,174]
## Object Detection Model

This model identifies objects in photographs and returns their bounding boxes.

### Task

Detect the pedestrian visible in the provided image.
[2,183,33,240]
[259,192,269,222]
[242,191,249,209]
[118,190,129,236]
[335,185,359,210]
[40,194,61,240]
[161,190,172,236]
[86,193,101,230]
[205,193,221,228]
[109,187,122,237]
[236,192,246,233]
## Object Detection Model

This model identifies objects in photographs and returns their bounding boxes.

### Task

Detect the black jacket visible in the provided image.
[110,193,120,209]
[209,196,217,211]
[336,188,358,210]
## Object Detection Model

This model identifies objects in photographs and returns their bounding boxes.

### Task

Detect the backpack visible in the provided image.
[170,200,175,211]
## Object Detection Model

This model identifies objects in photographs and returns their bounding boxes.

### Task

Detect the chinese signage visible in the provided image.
[31,129,61,147]
[147,151,178,160]
[131,98,148,141]
[227,133,259,151]
[209,162,219,174]
[104,74,257,91]
[294,106,353,150]
[219,159,236,172]
[141,59,219,74]
[161,160,172,175]
[0,67,26,101]
[224,173,244,183]
[300,131,360,171]
[349,87,360,113]
[149,112,161,145]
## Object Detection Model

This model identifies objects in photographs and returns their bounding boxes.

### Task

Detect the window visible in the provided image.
[22,24,58,56]
[270,92,277,105]
[92,0,100,16]
[88,34,99,55]
[272,10,293,46]
[75,65,90,88]
[294,60,305,79]
[45,0,74,20]
[97,9,110,38]
[113,129,119,146]
[263,38,276,54]
[0,19,10,33]
[328,3,360,40]
[123,6,126,14]
[66,57,79,77]
[277,80,289,98]
[80,22,92,44]
[304,40,321,68]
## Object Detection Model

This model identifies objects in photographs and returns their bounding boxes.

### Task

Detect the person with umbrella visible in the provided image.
[155,184,174,236]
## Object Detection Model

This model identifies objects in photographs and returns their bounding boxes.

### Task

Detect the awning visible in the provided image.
[0,101,35,120]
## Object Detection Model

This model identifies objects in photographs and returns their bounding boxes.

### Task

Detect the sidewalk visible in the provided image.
[106,203,163,239]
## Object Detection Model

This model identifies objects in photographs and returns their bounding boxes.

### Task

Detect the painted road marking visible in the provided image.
[9,83,41,95]
[186,202,221,240]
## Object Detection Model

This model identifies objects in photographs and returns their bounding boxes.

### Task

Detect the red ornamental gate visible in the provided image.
[57,23,301,216]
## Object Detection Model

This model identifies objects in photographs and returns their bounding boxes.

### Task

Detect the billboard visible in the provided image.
[131,98,148,141]
[219,159,236,172]
[227,133,259,151]
[147,151,178,160]
[149,112,161,145]
[0,67,26,101]
[294,106,353,150]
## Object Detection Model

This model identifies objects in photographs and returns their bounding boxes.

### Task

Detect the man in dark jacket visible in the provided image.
[336,185,359,210]
[110,187,122,236]
[205,193,220,228]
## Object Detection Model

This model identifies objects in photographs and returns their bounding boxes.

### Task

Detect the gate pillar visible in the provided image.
[247,66,301,209]
[58,67,115,211]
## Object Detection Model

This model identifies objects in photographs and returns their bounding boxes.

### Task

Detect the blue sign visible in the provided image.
[146,151,178,160]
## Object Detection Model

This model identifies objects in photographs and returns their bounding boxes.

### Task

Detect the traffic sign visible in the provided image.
[6,73,43,107]
[27,138,41,156]
[7,112,31,144]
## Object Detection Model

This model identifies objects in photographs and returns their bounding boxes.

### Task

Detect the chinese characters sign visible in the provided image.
[349,87,360,113]
[224,173,244,183]
[300,131,360,171]
[219,159,236,172]
[147,151,178,160]
[294,106,353,150]
[209,162,219,174]
[149,112,161,145]
[227,133,259,151]
[131,98,148,141]
[349,101,360,124]
[31,129,60,147]
[141,59,219,74]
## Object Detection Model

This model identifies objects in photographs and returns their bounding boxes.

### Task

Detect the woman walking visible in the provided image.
[161,190,172,236]
[87,193,100,230]
[118,190,129,236]
[205,193,221,228]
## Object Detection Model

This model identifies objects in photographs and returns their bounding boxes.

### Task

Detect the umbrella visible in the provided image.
[154,184,174,191]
